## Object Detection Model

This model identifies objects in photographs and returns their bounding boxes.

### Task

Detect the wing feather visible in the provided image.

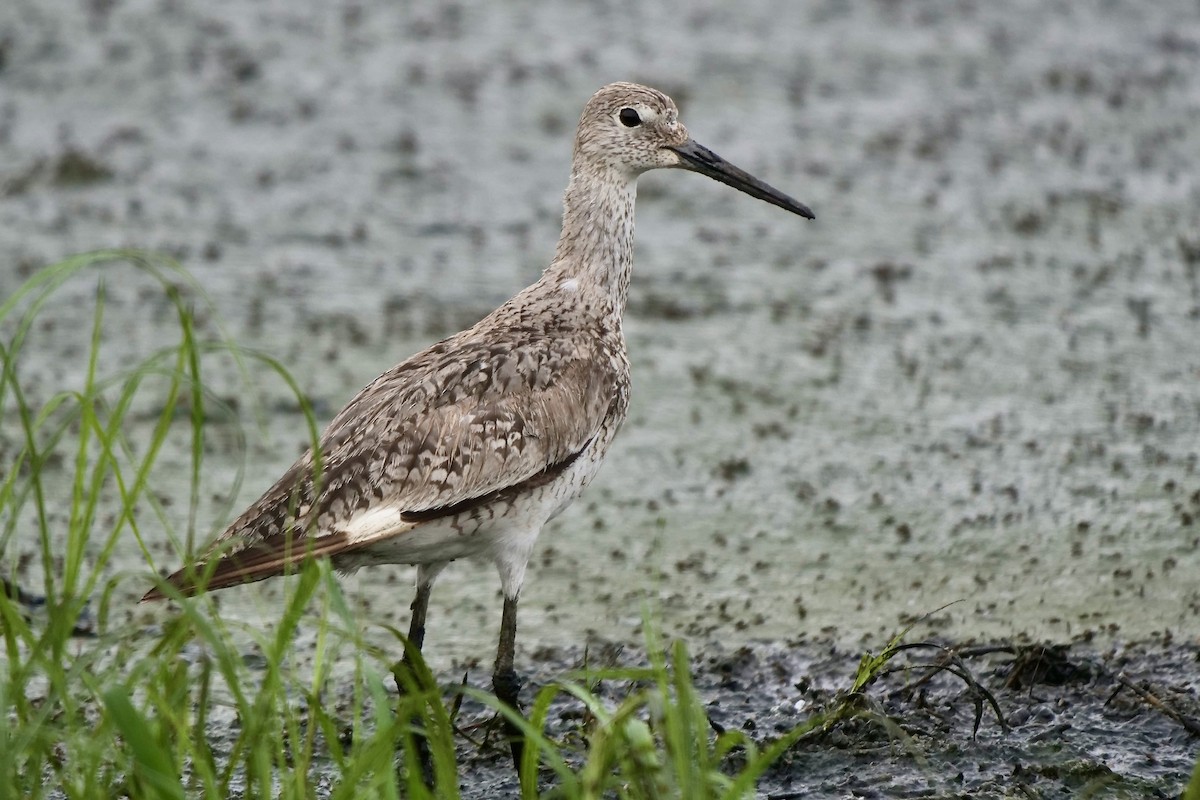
[143,325,621,599]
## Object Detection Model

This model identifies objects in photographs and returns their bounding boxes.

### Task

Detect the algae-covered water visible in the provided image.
[2,0,1198,794]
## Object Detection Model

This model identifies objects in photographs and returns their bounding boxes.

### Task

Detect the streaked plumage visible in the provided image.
[143,82,813,772]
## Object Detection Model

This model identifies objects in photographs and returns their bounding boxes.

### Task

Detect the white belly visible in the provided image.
[334,432,610,580]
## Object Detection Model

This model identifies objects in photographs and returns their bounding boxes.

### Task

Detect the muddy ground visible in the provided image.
[442,638,1199,798]
[2,0,1199,795]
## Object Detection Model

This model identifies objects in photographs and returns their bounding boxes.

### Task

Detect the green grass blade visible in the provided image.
[102,686,186,800]
[1185,754,1200,800]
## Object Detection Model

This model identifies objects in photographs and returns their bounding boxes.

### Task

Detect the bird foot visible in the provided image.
[492,666,524,708]
[391,658,436,787]
[492,667,526,774]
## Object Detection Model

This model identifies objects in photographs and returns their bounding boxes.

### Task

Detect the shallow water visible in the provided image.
[2,0,1199,792]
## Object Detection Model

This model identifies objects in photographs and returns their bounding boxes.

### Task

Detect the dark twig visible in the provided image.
[1114,672,1200,737]
[880,641,1008,734]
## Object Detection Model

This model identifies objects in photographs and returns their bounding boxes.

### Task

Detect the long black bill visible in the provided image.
[670,140,815,220]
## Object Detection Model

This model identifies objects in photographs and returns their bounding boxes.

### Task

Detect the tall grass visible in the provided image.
[0,252,819,799]
[0,251,420,798]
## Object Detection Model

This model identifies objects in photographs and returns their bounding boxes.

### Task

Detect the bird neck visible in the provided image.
[545,163,638,322]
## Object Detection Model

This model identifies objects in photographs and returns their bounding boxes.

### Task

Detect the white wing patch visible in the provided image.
[343,505,412,545]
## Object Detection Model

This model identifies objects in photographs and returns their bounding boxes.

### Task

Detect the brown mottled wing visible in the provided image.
[143,329,620,600]
[141,530,353,601]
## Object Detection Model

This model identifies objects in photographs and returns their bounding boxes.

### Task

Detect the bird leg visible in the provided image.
[405,581,431,654]
[492,593,525,774]
[392,581,435,786]
[392,583,432,696]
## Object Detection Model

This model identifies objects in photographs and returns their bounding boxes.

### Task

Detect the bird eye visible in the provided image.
[618,108,642,127]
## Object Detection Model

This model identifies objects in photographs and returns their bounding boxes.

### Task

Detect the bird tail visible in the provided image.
[140,531,353,602]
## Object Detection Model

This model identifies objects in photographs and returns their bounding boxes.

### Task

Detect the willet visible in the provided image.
[142,82,814,772]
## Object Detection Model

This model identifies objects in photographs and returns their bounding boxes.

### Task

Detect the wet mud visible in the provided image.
[246,637,1200,798]
[3,0,1200,795]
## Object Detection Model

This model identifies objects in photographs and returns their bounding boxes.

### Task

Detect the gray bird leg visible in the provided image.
[492,594,525,774]
[392,581,435,785]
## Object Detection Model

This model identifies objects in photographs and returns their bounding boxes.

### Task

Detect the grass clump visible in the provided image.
[0,251,412,798]
[499,625,821,799]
